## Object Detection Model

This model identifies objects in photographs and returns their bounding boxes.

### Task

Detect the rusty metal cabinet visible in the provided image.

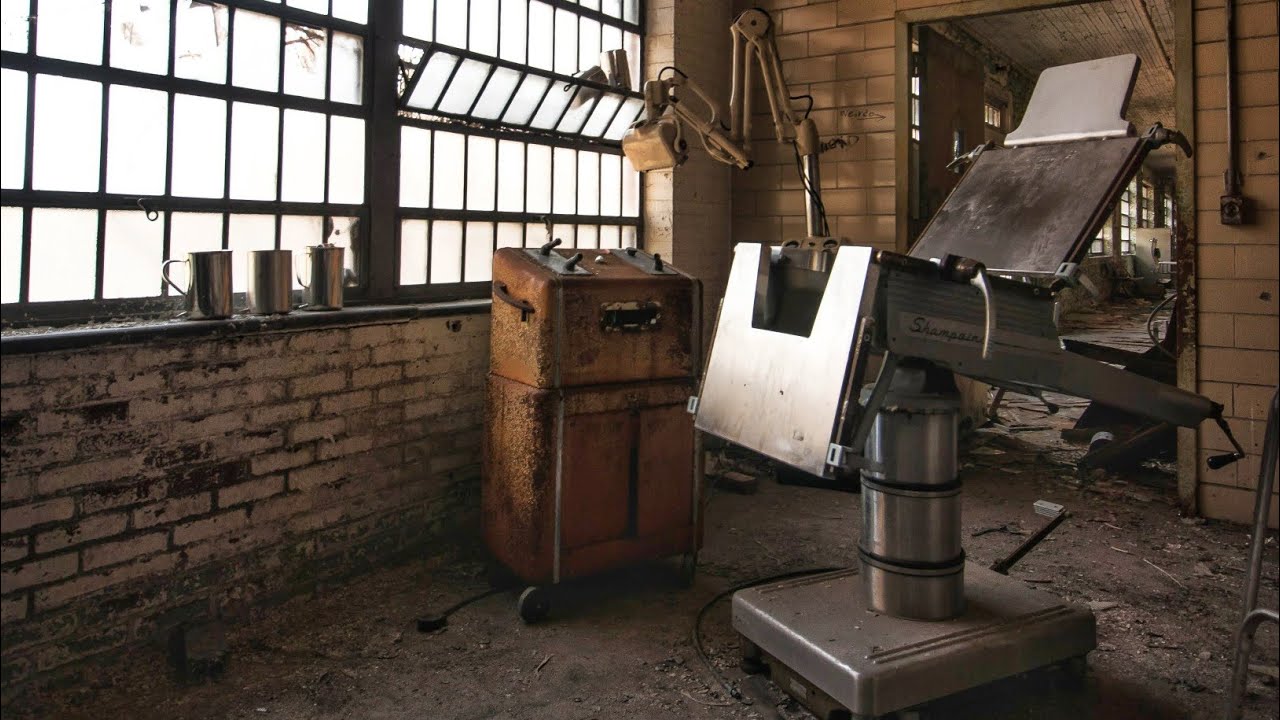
[483,246,702,622]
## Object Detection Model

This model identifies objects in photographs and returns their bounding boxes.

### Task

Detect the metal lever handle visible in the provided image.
[970,267,996,360]
[652,253,663,271]
[563,253,583,271]
[492,281,535,320]
[1208,453,1242,470]
[539,238,562,256]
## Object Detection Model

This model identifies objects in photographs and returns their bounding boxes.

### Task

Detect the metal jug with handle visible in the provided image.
[297,244,345,311]
[161,250,234,320]
[246,249,294,315]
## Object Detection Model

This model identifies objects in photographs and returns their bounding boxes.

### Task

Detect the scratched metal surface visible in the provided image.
[908,137,1145,275]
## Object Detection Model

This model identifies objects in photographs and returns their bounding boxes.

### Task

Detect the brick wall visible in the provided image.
[0,311,488,702]
[1191,0,1279,526]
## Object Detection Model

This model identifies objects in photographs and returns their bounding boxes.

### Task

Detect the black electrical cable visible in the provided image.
[793,142,830,236]
[415,586,508,632]
[691,566,846,704]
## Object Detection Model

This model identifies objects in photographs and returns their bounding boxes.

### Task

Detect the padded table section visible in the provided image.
[908,136,1145,275]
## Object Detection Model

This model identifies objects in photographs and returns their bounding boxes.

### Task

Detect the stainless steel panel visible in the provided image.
[246,250,293,315]
[695,244,877,477]
[862,405,958,484]
[732,565,1097,717]
[860,550,965,620]
[860,481,961,564]
[1003,54,1137,147]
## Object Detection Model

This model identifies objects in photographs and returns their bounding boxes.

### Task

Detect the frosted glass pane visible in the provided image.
[581,0,600,10]
[111,0,170,74]
[280,215,323,289]
[576,225,598,250]
[464,222,493,282]
[400,219,428,285]
[501,75,550,125]
[466,136,496,211]
[469,0,498,56]
[1,1,28,53]
[432,132,465,209]
[601,25,621,55]
[622,164,639,216]
[552,147,576,214]
[499,0,527,63]
[106,85,168,195]
[402,0,434,40]
[406,52,457,110]
[230,102,280,201]
[37,0,103,64]
[530,83,573,129]
[599,224,621,250]
[582,93,622,137]
[525,223,546,249]
[284,24,327,99]
[331,0,368,24]
[29,208,97,302]
[228,214,276,292]
[1,207,23,302]
[472,66,521,120]
[328,115,365,204]
[287,0,327,14]
[624,31,641,89]
[1,70,27,190]
[399,126,432,208]
[169,213,224,268]
[171,94,227,198]
[552,223,575,249]
[556,88,598,134]
[577,152,599,216]
[604,96,643,140]
[623,0,638,25]
[430,220,462,284]
[174,2,229,84]
[331,32,364,104]
[496,222,523,249]
[103,211,162,299]
[525,144,551,213]
[325,216,360,286]
[281,109,326,202]
[600,154,621,216]
[232,10,280,92]
[437,1,466,48]
[527,1,553,71]
[497,140,524,212]
[553,8,577,74]
[33,75,101,192]
[438,59,490,115]
[578,17,600,74]
[621,225,637,250]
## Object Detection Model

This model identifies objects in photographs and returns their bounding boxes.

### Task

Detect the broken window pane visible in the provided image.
[29,208,97,302]
[33,75,101,193]
[400,126,432,208]
[232,9,281,92]
[577,152,599,216]
[328,115,365,203]
[330,32,364,104]
[501,74,550,125]
[106,85,168,195]
[525,143,551,213]
[405,51,457,110]
[174,2,229,84]
[228,214,276,292]
[281,109,327,202]
[400,219,428,285]
[472,66,521,120]
[527,1,553,71]
[284,24,328,99]
[171,94,227,198]
[552,147,576,215]
[464,222,493,281]
[466,136,496,211]
[582,93,623,137]
[103,210,162,299]
[438,58,491,115]
[111,0,171,75]
[497,140,524,212]
[36,0,104,65]
[0,69,26,190]
[430,220,462,283]
[1,207,23,302]
[469,0,498,57]
[230,102,281,201]
[1,1,29,53]
[432,131,465,209]
[499,0,527,63]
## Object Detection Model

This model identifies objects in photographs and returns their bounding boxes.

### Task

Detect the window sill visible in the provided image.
[0,299,492,355]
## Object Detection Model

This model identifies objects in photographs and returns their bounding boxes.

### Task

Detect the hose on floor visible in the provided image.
[415,586,508,632]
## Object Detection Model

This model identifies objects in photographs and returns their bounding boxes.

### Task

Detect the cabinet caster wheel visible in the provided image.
[518,586,551,624]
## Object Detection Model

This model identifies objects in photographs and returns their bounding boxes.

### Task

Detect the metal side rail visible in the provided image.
[1226,388,1279,720]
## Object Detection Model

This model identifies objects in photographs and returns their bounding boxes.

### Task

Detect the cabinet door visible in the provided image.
[636,403,695,537]
[559,410,631,549]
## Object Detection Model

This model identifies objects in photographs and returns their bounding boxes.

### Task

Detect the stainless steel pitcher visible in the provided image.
[161,250,233,320]
[246,249,293,315]
[298,244,345,311]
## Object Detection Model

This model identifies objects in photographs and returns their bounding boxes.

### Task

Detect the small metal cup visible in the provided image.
[600,49,631,90]
[246,249,293,315]
[298,244,345,311]
[161,250,234,320]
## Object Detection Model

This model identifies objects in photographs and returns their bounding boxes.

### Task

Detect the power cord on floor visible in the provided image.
[416,586,508,632]
[692,566,846,704]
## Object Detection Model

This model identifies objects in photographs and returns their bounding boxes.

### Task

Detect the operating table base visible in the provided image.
[732,563,1096,719]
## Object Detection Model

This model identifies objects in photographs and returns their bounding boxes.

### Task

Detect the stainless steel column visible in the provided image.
[802,153,824,238]
[859,366,964,620]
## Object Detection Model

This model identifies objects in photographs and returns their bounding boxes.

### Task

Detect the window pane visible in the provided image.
[281,109,326,202]
[287,0,328,14]
[469,0,498,56]
[1,207,22,302]
[406,52,457,110]
[464,222,493,281]
[525,222,545,248]
[622,164,639,216]
[552,147,576,214]
[111,0,170,74]
[623,0,639,25]
[497,222,523,249]
[328,115,365,204]
[466,136,496,211]
[326,216,360,285]
[400,219,428,285]
[403,0,434,40]
[169,212,224,268]
[599,224,621,249]
[331,0,368,24]
[530,84,573,129]
[437,1,466,49]
[106,85,168,195]
[526,144,551,213]
[582,93,623,137]
[36,0,104,65]
[400,126,432,208]
[499,0,527,63]
[621,224,636,250]
[497,140,524,212]
[29,208,97,302]
[174,2,229,84]
[285,24,328,99]
[601,0,623,20]
[171,94,227,198]
[472,66,522,120]
[232,10,281,92]
[430,220,462,283]
[579,17,601,74]
[601,25,622,56]
[103,211,162,299]
[554,8,578,74]
[623,31,640,88]
[281,215,324,288]
[527,1,553,71]
[228,214,276,292]
[330,32,364,104]
[577,225,598,250]
[0,69,27,190]
[502,75,551,125]
[33,75,101,192]
[557,88,598,134]
[552,223,575,248]
[432,132,465,209]
[604,97,643,140]
[1,1,29,53]
[577,152,599,216]
[600,154,621,216]
[230,102,280,201]
[438,59,491,115]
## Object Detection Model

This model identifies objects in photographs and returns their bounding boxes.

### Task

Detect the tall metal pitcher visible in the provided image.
[161,250,234,320]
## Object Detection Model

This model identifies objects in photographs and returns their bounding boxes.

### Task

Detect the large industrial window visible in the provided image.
[0,0,645,326]
[1118,179,1134,254]
[982,101,1003,131]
